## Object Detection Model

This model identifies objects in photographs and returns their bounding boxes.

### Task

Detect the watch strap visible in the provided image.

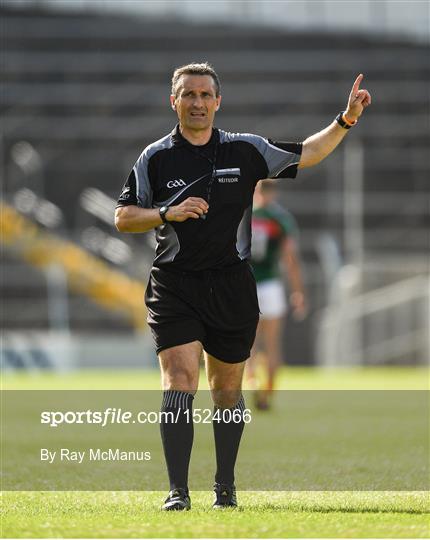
[159,206,169,223]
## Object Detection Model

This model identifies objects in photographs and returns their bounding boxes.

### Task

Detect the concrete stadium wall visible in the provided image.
[4,0,429,42]
[2,331,157,370]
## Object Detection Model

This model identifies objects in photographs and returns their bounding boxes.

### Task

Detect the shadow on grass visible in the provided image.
[255,504,429,515]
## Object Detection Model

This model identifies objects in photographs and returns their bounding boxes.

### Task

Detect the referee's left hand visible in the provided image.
[344,74,372,123]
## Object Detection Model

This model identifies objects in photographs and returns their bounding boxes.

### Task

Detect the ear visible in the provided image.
[170,95,176,111]
[215,95,222,112]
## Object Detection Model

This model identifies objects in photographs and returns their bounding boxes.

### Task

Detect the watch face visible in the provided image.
[160,206,167,214]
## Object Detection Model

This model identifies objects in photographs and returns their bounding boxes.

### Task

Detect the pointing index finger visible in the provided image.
[352,73,364,95]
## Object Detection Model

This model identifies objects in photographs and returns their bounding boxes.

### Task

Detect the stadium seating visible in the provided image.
[1,4,429,363]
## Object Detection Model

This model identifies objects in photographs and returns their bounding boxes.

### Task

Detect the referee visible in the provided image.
[115,62,371,510]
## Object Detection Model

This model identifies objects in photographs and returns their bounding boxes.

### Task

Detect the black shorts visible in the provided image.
[144,261,260,363]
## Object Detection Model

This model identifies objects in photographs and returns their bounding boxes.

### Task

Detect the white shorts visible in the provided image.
[256,279,287,320]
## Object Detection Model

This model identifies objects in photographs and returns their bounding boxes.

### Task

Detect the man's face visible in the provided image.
[170,75,221,132]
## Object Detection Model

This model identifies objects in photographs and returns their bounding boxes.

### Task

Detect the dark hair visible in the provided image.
[171,62,221,97]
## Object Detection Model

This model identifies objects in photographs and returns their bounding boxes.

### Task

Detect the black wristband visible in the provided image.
[335,111,356,130]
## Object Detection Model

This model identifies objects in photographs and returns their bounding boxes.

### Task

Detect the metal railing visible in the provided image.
[317,273,430,366]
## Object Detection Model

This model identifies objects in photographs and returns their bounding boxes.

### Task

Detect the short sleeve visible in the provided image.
[116,151,153,208]
[218,132,302,181]
[116,169,138,207]
[279,211,297,237]
[271,204,298,237]
[263,140,302,179]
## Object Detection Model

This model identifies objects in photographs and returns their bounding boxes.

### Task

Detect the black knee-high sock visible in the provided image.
[160,390,194,490]
[212,395,245,485]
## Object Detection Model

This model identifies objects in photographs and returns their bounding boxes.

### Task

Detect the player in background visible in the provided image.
[249,180,307,409]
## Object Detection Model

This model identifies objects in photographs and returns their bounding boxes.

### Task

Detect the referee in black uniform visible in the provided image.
[115,62,371,510]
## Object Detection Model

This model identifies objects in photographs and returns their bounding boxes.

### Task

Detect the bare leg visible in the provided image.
[205,353,246,408]
[260,317,283,392]
[246,322,263,389]
[158,340,202,393]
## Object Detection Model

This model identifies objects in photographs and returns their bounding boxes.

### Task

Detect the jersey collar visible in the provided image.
[171,124,220,148]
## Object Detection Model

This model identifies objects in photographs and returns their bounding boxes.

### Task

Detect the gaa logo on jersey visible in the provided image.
[167,179,186,188]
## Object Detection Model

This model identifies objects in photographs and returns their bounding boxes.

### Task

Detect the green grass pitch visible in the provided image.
[2,366,429,538]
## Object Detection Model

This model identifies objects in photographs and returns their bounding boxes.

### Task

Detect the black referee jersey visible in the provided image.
[117,125,302,272]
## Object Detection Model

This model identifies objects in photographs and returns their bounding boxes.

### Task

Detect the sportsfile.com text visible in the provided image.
[40,408,252,427]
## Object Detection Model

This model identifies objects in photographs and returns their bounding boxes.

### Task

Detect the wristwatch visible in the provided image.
[335,111,357,130]
[159,206,170,223]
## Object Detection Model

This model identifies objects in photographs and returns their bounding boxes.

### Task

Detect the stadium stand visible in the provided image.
[1,202,146,331]
[1,4,429,364]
